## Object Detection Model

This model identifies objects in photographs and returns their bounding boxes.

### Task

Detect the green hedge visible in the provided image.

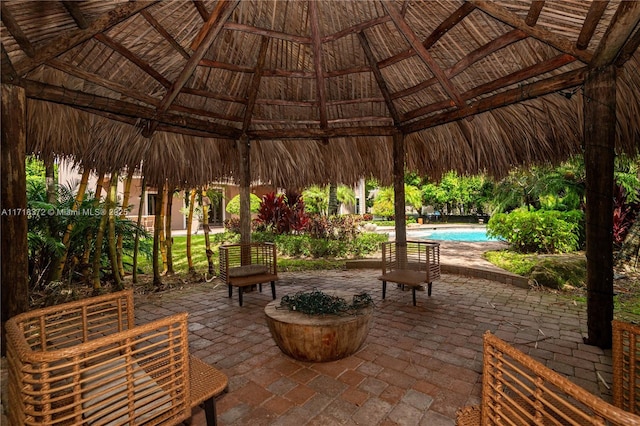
[487,209,584,253]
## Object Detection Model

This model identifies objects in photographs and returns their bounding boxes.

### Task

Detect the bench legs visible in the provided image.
[203,397,217,426]
[381,281,432,305]
[230,283,276,306]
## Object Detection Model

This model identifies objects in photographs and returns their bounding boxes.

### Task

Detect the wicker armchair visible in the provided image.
[219,242,278,306]
[378,240,440,306]
[455,331,640,426]
[6,290,228,426]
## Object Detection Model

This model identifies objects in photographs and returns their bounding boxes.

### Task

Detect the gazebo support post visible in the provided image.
[1,83,29,355]
[584,65,616,349]
[238,135,252,246]
[393,131,407,245]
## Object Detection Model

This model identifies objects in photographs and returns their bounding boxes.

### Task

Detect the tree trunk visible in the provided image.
[106,173,123,289]
[51,167,90,281]
[132,176,146,284]
[45,156,56,204]
[328,183,338,216]
[159,185,168,274]
[165,187,174,275]
[117,169,133,277]
[1,84,29,356]
[186,189,196,273]
[153,183,165,289]
[584,65,616,349]
[91,179,109,293]
[202,190,215,276]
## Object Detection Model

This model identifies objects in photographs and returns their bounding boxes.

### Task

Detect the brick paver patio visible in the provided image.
[133,269,612,426]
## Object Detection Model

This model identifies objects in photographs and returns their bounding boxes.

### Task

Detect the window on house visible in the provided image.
[147,193,157,216]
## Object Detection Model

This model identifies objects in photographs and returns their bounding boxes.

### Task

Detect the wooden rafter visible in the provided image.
[22,79,241,139]
[577,1,610,50]
[141,10,189,59]
[591,0,640,68]
[242,36,270,133]
[383,1,465,108]
[379,2,475,69]
[615,25,640,66]
[144,0,240,137]
[10,1,157,76]
[94,33,170,87]
[471,1,593,64]
[525,1,545,26]
[358,32,400,125]
[248,125,397,140]
[321,16,392,43]
[402,67,586,133]
[1,43,18,82]
[1,3,35,58]
[193,0,210,21]
[224,22,311,44]
[402,53,576,122]
[62,1,89,29]
[46,59,159,106]
[390,29,528,100]
[309,0,328,128]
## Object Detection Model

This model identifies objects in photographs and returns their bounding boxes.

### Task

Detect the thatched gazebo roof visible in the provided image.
[2,1,640,349]
[2,0,638,187]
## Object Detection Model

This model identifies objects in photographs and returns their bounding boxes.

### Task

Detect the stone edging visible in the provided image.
[344,259,530,289]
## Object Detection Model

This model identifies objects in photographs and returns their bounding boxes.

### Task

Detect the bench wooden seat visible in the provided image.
[219,242,278,306]
[6,290,228,426]
[455,329,640,426]
[378,241,440,306]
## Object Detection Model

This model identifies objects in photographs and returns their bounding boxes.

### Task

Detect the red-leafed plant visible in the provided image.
[613,184,639,247]
[257,192,309,234]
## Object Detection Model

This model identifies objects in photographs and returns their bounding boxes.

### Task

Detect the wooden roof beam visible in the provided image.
[143,0,239,138]
[401,67,586,134]
[358,32,400,125]
[1,43,18,82]
[383,2,465,108]
[62,1,90,29]
[193,0,210,21]
[309,0,328,128]
[11,1,156,77]
[615,25,640,67]
[224,22,311,44]
[403,53,576,122]
[242,37,270,133]
[471,1,593,64]
[248,126,397,140]
[94,33,170,88]
[1,3,35,58]
[391,29,527,100]
[22,79,241,139]
[379,2,475,69]
[525,1,545,26]
[141,10,190,59]
[577,1,609,50]
[591,1,640,68]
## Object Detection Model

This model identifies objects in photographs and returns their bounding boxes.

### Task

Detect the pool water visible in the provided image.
[412,228,499,242]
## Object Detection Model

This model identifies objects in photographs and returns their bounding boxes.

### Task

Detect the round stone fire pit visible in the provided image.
[264,290,373,362]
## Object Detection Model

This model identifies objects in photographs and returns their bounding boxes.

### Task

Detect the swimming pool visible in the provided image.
[410,227,499,242]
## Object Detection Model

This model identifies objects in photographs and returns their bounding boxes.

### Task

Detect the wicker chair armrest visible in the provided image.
[613,320,640,415]
[7,312,191,426]
[479,332,640,426]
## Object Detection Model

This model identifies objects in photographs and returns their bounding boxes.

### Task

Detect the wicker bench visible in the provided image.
[219,242,278,306]
[456,328,640,426]
[6,290,228,426]
[378,240,440,306]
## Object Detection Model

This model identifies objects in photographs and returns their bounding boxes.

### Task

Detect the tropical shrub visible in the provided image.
[225,193,261,215]
[613,184,639,247]
[487,209,583,253]
[257,191,309,234]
